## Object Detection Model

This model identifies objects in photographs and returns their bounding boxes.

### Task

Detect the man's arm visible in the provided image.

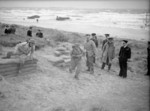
[92,40,97,55]
[127,47,131,59]
[119,47,122,57]
[112,46,115,59]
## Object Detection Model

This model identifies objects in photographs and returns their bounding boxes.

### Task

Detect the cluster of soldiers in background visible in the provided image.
[27,27,43,38]
[4,25,43,38]
[4,25,16,34]
[69,33,150,80]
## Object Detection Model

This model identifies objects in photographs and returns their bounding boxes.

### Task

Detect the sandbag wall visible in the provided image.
[0,58,38,77]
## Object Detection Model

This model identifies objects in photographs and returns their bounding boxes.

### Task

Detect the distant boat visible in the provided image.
[56,16,70,21]
[27,15,40,19]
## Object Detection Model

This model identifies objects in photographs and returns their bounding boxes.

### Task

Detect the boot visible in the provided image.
[108,64,111,71]
[101,63,105,69]
[86,67,90,71]
[74,75,79,80]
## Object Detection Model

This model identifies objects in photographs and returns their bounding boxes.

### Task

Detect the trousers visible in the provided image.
[86,54,95,73]
[69,57,82,76]
[119,58,127,78]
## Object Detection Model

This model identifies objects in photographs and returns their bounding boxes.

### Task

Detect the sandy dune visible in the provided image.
[0,23,149,111]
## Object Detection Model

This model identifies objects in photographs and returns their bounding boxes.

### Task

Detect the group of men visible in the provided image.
[69,33,132,79]
[4,25,16,34]
[2,26,149,78]
[27,27,43,38]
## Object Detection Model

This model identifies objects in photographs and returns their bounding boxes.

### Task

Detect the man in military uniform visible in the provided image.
[118,40,131,78]
[3,39,35,73]
[102,34,110,49]
[90,33,98,64]
[69,43,83,79]
[84,35,97,74]
[91,33,98,48]
[101,37,115,71]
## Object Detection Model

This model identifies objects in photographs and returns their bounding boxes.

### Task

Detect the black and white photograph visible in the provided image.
[0,0,149,111]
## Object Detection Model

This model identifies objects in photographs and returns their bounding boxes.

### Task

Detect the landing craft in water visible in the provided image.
[27,15,40,19]
[56,16,70,21]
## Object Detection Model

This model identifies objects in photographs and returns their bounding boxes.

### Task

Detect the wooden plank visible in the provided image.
[0,60,37,69]
[21,66,37,72]
[0,66,36,76]
[0,64,37,73]
[0,70,17,76]
[5,70,36,78]
[0,58,38,65]
[0,63,37,71]
[0,66,37,76]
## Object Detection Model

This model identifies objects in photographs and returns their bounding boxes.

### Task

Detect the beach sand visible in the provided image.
[0,22,149,111]
[2,19,149,41]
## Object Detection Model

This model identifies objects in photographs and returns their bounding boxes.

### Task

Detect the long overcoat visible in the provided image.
[101,42,115,65]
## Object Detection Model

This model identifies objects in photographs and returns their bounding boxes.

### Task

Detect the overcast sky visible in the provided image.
[0,0,149,9]
[0,0,149,1]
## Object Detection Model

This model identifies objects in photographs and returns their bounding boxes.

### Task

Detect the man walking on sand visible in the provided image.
[118,40,131,78]
[84,35,97,74]
[102,34,110,49]
[3,39,35,74]
[69,43,83,79]
[101,37,115,71]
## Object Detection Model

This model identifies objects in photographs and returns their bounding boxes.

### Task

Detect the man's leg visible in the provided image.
[119,59,123,77]
[17,55,26,74]
[18,62,24,74]
[122,61,127,78]
[75,60,82,79]
[89,56,94,74]
[86,53,90,71]
[108,63,111,71]
[101,62,105,69]
[69,58,76,73]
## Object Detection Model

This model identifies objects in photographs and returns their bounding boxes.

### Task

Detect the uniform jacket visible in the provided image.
[71,46,83,59]
[102,39,108,49]
[119,46,131,61]
[101,41,115,64]
[27,30,32,37]
[84,40,96,57]
[91,36,98,48]
[15,42,35,56]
